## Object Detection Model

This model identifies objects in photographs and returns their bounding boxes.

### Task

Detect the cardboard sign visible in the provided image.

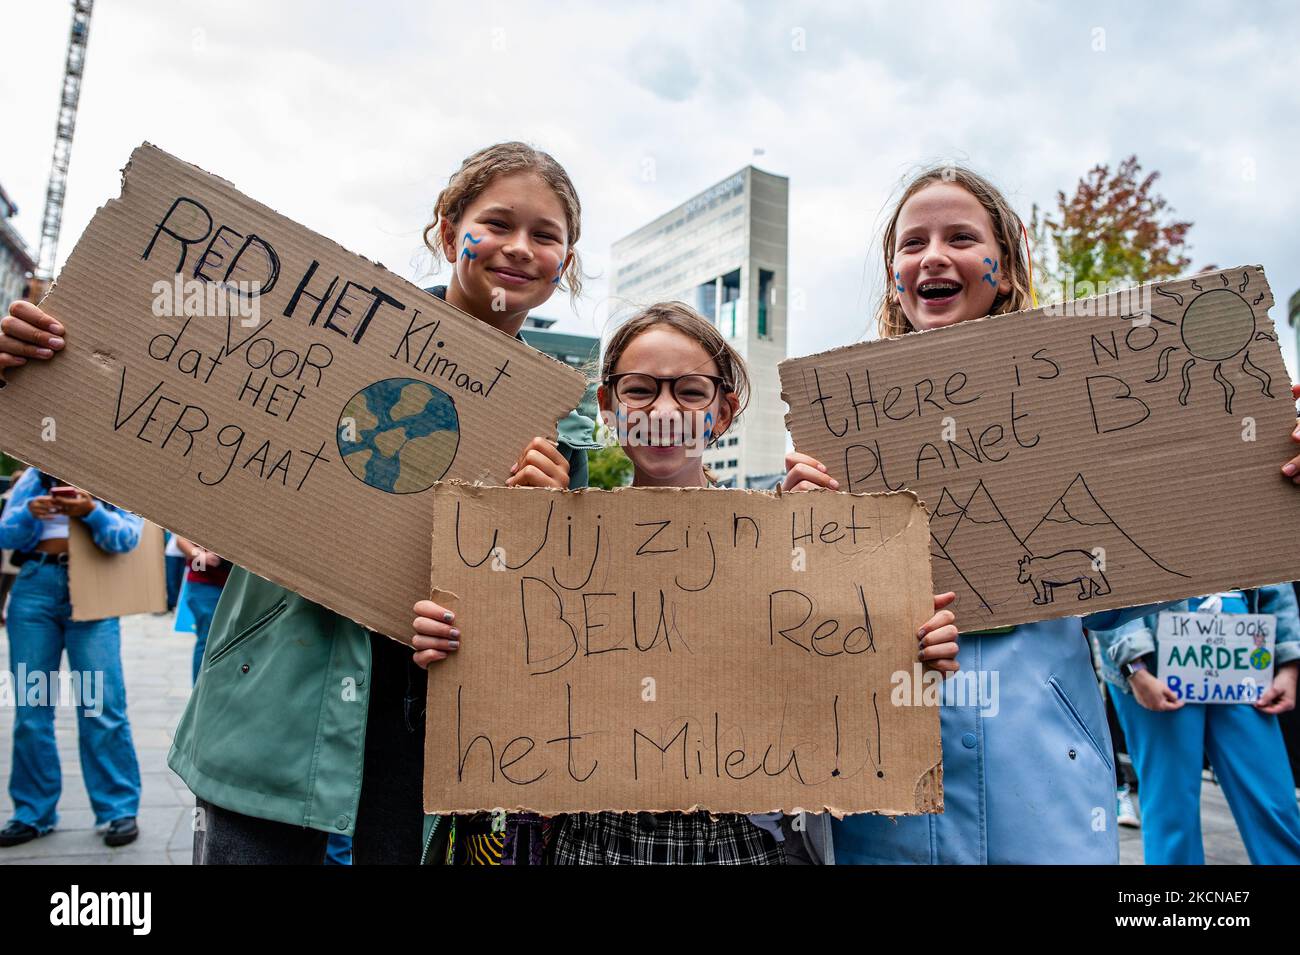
[68,519,168,621]
[0,145,587,639]
[1157,611,1276,703]
[423,483,941,817]
[780,267,1299,632]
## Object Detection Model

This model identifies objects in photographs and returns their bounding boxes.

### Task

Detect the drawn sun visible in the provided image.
[1145,268,1275,413]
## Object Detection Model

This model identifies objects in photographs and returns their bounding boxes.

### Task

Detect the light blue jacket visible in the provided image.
[833,604,1166,865]
[0,468,142,554]
[1094,585,1300,694]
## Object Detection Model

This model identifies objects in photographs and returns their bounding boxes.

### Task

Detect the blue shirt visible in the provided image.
[0,468,143,554]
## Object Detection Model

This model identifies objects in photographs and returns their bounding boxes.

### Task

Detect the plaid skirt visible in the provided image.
[550,812,786,865]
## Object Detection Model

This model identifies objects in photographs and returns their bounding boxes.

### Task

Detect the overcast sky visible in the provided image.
[3,0,1297,378]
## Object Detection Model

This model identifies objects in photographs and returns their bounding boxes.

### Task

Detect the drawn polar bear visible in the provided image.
[1017,550,1111,605]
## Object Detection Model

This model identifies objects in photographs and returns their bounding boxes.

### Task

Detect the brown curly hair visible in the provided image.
[423,141,584,300]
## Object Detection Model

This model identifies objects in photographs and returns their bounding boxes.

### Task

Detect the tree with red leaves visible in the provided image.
[1032,155,1195,301]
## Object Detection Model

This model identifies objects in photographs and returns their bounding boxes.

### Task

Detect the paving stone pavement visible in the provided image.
[0,610,1269,865]
[0,611,195,865]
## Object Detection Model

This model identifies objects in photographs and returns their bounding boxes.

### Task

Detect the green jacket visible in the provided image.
[167,412,599,836]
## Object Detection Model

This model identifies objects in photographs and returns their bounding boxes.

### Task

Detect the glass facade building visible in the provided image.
[610,167,789,487]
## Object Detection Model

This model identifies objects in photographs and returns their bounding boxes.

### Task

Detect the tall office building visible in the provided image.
[0,183,35,311]
[520,314,600,422]
[610,167,789,487]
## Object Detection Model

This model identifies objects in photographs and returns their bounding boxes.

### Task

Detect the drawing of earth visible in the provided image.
[337,378,459,493]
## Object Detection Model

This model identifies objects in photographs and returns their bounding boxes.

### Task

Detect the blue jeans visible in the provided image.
[164,554,186,611]
[185,580,224,686]
[5,562,141,830]
[1111,683,1300,864]
[325,833,353,865]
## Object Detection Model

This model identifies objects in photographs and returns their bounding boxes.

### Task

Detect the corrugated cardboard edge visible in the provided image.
[19,143,589,638]
[777,264,1298,631]
[433,477,929,509]
[48,142,586,453]
[107,143,590,448]
[430,480,934,568]
[424,803,914,818]
[777,264,1274,436]
[67,518,168,620]
[425,481,941,818]
[424,794,943,818]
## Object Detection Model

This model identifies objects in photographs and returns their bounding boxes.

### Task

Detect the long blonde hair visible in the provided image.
[876,166,1034,339]
[423,142,584,300]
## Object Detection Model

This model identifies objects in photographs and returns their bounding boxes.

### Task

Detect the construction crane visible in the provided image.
[33,0,94,296]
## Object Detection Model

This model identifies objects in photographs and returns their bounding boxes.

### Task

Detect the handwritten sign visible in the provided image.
[1157,611,1276,703]
[780,266,1299,631]
[0,145,586,639]
[423,483,941,816]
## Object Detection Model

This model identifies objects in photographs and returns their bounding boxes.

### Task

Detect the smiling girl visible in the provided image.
[784,166,1204,864]
[0,142,599,864]
[418,302,961,864]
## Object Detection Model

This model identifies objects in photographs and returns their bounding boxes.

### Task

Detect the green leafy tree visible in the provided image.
[1035,155,1195,301]
[585,419,633,489]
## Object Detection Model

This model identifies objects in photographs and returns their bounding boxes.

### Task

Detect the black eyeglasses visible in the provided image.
[604,373,726,410]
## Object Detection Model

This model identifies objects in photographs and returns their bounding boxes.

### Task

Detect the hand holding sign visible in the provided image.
[1255,662,1297,715]
[424,482,942,816]
[918,591,960,674]
[0,145,589,640]
[0,301,66,380]
[1285,383,1300,484]
[506,436,570,489]
[1130,669,1185,712]
[411,599,459,667]
[780,266,1300,632]
[781,450,839,493]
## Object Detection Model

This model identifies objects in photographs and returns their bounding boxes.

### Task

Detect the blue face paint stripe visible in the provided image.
[895,270,905,293]
[981,257,999,288]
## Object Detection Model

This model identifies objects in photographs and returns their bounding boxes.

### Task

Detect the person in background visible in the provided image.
[171,537,229,686]
[0,140,598,864]
[1110,695,1142,830]
[0,468,144,849]
[163,532,186,613]
[0,468,24,625]
[1089,628,1142,829]
[1094,586,1300,864]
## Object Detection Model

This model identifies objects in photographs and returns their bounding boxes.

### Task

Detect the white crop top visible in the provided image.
[38,513,70,542]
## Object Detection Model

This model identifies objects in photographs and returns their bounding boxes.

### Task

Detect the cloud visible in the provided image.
[2,0,1296,380]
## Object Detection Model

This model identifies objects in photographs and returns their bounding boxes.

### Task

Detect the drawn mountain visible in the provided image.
[929,481,1030,614]
[1020,474,1188,603]
[928,487,967,551]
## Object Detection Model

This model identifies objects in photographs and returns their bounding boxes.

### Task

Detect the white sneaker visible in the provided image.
[1116,785,1140,828]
